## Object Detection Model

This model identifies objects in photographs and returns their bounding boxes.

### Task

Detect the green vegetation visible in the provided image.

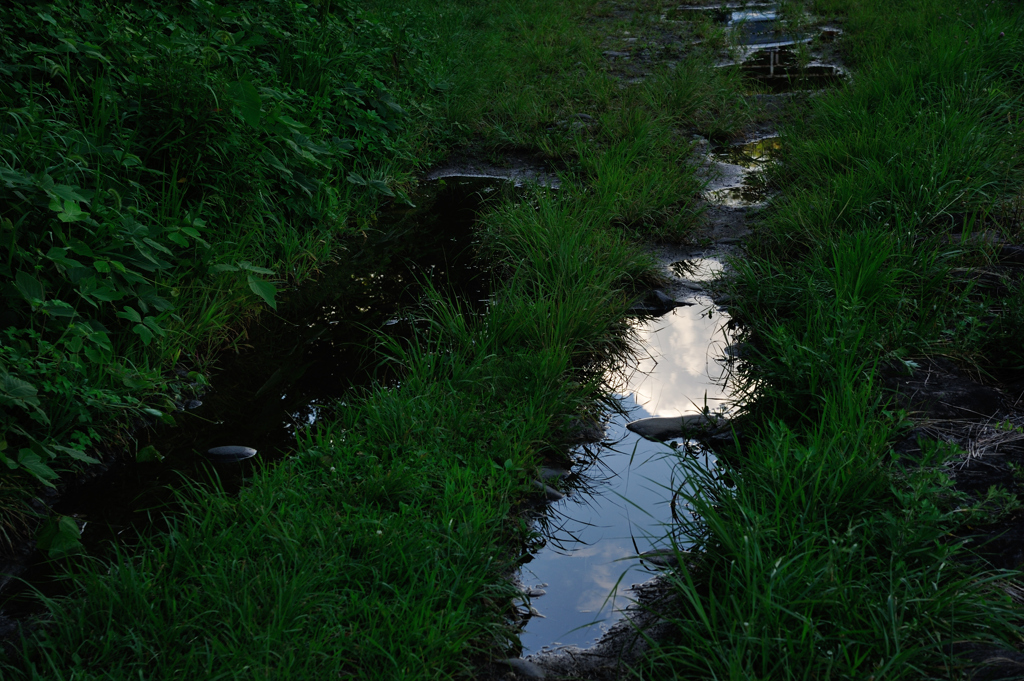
[0,0,455,539]
[3,0,1024,678]
[1,0,742,677]
[641,0,1024,678]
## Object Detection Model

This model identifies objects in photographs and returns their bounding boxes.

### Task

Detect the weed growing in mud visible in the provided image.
[636,0,1024,677]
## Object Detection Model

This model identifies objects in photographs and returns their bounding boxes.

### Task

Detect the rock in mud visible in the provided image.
[497,658,547,679]
[532,480,565,501]
[206,446,257,462]
[538,467,570,481]
[626,414,722,442]
[629,289,694,316]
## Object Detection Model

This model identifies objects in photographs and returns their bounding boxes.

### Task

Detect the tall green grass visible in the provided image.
[641,0,1024,677]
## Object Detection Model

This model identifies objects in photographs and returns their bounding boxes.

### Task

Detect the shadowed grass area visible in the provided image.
[15,0,1024,678]
[639,0,1024,678]
[0,185,670,677]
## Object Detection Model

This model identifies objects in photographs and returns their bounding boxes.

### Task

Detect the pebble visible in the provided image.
[206,446,257,462]
[538,467,570,481]
[626,414,722,441]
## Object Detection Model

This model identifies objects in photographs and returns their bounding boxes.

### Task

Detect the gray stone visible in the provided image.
[653,289,689,308]
[497,658,547,679]
[630,289,694,316]
[603,50,631,58]
[206,446,257,462]
[572,113,594,122]
[539,467,570,481]
[626,414,721,441]
[532,479,565,501]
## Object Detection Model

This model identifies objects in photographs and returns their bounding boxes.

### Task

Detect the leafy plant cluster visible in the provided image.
[0,0,446,525]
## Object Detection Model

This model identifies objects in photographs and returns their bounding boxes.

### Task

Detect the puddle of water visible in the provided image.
[519,261,733,653]
[663,3,809,48]
[1,177,508,629]
[704,137,779,207]
[712,137,780,169]
[728,10,807,47]
[733,47,845,92]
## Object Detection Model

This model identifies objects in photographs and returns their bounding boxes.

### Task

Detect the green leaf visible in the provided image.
[117,306,142,323]
[18,450,58,487]
[53,445,100,465]
[53,199,88,223]
[275,114,312,134]
[236,261,275,275]
[15,271,44,304]
[50,184,90,204]
[132,323,154,345]
[368,179,395,197]
[247,275,278,310]
[209,263,239,273]
[226,80,262,129]
[136,445,163,463]
[37,516,83,558]
[142,317,165,336]
[41,300,77,318]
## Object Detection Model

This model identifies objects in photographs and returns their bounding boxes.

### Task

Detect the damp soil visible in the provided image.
[0,176,509,640]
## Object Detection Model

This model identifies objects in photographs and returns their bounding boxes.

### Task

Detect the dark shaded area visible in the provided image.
[883,357,1006,421]
[0,176,504,643]
[952,642,1024,681]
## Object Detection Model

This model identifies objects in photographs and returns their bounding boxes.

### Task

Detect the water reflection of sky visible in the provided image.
[519,300,732,653]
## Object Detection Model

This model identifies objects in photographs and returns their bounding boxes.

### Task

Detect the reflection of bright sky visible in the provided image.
[520,301,732,652]
[622,302,731,417]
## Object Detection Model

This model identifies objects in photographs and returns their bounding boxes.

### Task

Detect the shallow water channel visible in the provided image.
[0,176,504,633]
[519,258,735,653]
